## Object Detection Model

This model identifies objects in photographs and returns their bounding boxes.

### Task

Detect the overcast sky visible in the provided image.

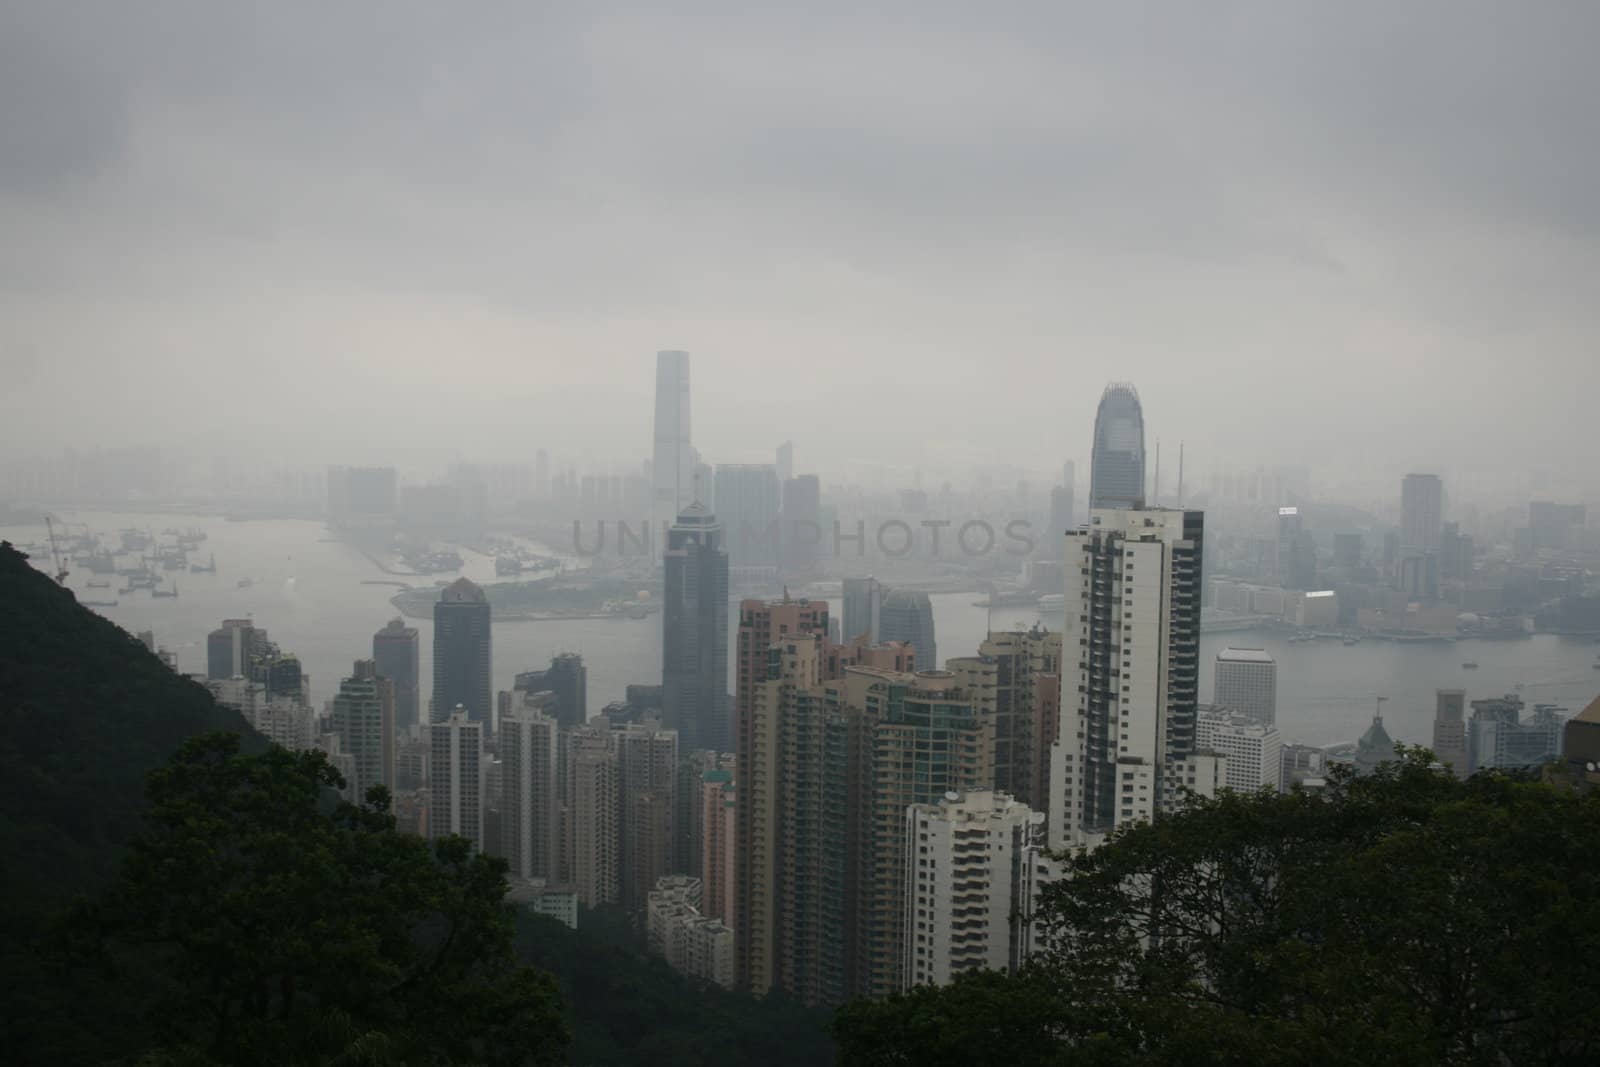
[3,2,1597,494]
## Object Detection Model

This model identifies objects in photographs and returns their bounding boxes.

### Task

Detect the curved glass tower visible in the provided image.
[1089,383,1146,509]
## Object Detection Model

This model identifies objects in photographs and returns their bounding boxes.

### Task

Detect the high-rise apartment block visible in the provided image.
[1050,507,1216,854]
[433,578,491,729]
[1213,647,1277,727]
[428,708,484,851]
[662,503,730,751]
[1196,708,1281,793]
[331,659,396,804]
[1401,473,1444,551]
[564,724,620,908]
[700,768,736,926]
[372,617,420,734]
[616,721,679,911]
[1432,689,1469,778]
[946,627,1062,808]
[647,875,736,989]
[500,695,561,883]
[905,791,1037,989]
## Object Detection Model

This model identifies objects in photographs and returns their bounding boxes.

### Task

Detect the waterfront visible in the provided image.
[6,509,1598,751]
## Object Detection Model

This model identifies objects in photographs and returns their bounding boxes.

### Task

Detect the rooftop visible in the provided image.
[1217,647,1274,663]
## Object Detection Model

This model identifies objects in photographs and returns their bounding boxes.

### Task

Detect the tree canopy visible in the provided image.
[834,752,1600,1065]
[53,733,569,1065]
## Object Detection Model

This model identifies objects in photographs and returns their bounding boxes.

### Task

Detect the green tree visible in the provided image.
[834,752,1600,1065]
[60,733,568,1065]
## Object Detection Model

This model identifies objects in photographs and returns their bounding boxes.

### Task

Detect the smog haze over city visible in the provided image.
[5,5,1600,1066]
[3,2,1598,498]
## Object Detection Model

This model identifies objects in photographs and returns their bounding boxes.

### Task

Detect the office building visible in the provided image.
[500,695,561,883]
[781,473,822,574]
[1196,708,1281,793]
[1432,689,1469,778]
[945,626,1062,807]
[207,618,260,680]
[715,463,782,571]
[513,652,587,730]
[433,578,491,729]
[1088,383,1146,509]
[428,707,484,851]
[662,503,730,752]
[1529,501,1586,552]
[879,589,937,672]
[1468,695,1566,772]
[331,659,396,803]
[1401,473,1444,551]
[1048,484,1074,541]
[326,466,398,528]
[565,724,620,907]
[842,576,883,644]
[372,617,420,734]
[905,791,1035,989]
[1050,507,1218,854]
[1355,713,1398,775]
[1213,647,1277,727]
[652,350,695,542]
[776,440,794,483]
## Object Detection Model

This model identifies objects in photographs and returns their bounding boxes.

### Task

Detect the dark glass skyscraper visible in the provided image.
[373,616,420,733]
[1088,382,1146,509]
[662,502,729,752]
[878,588,936,671]
[433,577,491,729]
[514,652,588,730]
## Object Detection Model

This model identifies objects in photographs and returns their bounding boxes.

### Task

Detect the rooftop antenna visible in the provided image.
[1177,442,1185,507]
[1152,439,1161,506]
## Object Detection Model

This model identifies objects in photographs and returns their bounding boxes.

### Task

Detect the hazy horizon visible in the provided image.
[4,3,1598,497]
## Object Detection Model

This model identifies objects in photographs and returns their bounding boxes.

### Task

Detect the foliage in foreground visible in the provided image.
[834,752,1600,1065]
[516,904,836,1066]
[51,734,569,1065]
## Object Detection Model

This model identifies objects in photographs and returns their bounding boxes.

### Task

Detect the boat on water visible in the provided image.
[1342,636,1362,646]
[1036,594,1066,613]
[86,578,111,588]
[81,598,119,608]
[237,577,255,588]
[190,553,217,574]
[151,583,179,598]
[1462,662,1479,669]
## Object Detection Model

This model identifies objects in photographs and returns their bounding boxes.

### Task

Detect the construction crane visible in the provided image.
[44,515,69,585]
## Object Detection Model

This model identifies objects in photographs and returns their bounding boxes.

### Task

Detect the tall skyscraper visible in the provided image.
[879,589,936,672]
[735,596,831,732]
[652,350,694,542]
[1050,507,1218,853]
[372,617,420,734]
[781,473,822,574]
[662,503,730,752]
[331,659,396,803]
[841,576,882,644]
[1401,473,1444,551]
[514,652,587,730]
[500,696,560,883]
[904,790,1035,989]
[776,440,794,483]
[207,618,260,679]
[1432,688,1469,778]
[1088,383,1146,509]
[428,707,484,850]
[714,463,782,570]
[1213,647,1278,727]
[433,578,491,729]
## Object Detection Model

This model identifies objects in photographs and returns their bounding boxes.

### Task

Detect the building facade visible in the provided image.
[331,659,396,803]
[662,503,730,751]
[1049,507,1217,854]
[1088,383,1146,509]
[432,578,491,729]
[878,589,937,673]
[500,697,561,883]
[1213,647,1278,727]
[427,708,484,850]
[1196,707,1281,793]
[372,617,420,734]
